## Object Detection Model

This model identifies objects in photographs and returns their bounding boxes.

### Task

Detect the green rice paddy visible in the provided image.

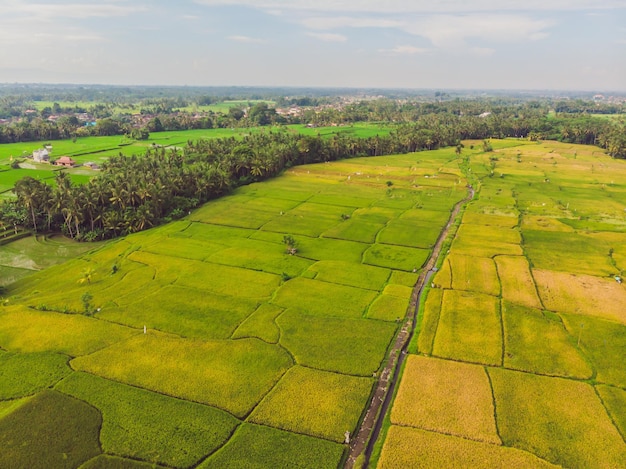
[4,139,625,468]
[0,144,465,467]
[381,140,626,468]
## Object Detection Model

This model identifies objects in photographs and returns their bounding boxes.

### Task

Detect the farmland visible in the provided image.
[2,138,626,467]
[0,145,467,467]
[380,140,626,468]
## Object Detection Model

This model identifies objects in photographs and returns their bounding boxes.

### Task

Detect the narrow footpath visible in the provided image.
[345,186,475,469]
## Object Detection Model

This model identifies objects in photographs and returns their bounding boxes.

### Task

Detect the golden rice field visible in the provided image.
[381,141,626,468]
[449,253,499,296]
[495,255,542,309]
[3,140,626,468]
[432,290,502,366]
[0,146,471,468]
[378,426,558,469]
[390,355,500,444]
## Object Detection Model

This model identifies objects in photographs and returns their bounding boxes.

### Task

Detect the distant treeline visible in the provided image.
[1,98,624,157]
[2,110,625,242]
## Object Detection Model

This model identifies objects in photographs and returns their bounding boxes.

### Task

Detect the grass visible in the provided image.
[494,255,542,309]
[56,372,239,468]
[378,426,558,469]
[433,290,502,366]
[322,220,384,243]
[198,423,344,469]
[451,224,523,257]
[523,230,616,276]
[0,306,139,356]
[449,254,499,296]
[272,277,378,319]
[0,390,102,469]
[596,385,626,441]
[376,220,443,249]
[128,251,280,299]
[305,260,390,291]
[561,313,626,388]
[71,334,293,418]
[363,243,430,271]
[502,302,592,378]
[278,309,397,376]
[366,293,409,321]
[0,351,71,399]
[231,303,283,343]
[79,454,164,468]
[248,365,373,442]
[488,367,626,468]
[534,269,626,324]
[99,285,259,340]
[390,355,500,443]
[416,287,443,354]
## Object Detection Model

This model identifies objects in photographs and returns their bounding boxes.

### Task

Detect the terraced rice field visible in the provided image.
[0,147,466,467]
[381,141,626,468]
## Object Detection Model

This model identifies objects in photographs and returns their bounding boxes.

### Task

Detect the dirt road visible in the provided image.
[345,186,474,468]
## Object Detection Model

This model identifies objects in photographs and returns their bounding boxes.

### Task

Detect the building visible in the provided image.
[32,148,50,163]
[55,156,76,167]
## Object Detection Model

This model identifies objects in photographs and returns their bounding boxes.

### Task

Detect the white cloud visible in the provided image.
[228,35,267,44]
[1,2,146,19]
[402,14,553,47]
[379,45,429,55]
[193,0,626,14]
[306,32,348,42]
[301,16,402,31]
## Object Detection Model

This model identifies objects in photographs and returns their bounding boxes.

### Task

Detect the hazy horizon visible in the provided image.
[1,0,625,92]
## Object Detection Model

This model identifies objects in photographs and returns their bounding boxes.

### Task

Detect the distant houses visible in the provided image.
[32,146,52,163]
[55,156,76,167]
[83,162,100,170]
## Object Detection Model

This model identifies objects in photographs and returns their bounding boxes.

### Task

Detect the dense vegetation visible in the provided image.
[0,148,465,467]
[377,141,626,468]
[2,95,625,242]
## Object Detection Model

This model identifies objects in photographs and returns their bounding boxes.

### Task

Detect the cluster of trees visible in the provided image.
[2,115,625,241]
[0,122,464,240]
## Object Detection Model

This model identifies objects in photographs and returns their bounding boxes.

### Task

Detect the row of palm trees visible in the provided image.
[2,111,625,241]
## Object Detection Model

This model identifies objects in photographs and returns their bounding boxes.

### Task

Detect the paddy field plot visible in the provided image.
[596,385,626,439]
[1,148,469,468]
[488,367,626,468]
[391,355,500,443]
[534,269,626,324]
[433,290,502,366]
[383,141,626,469]
[71,334,293,418]
[56,372,238,468]
[248,365,373,442]
[199,423,344,469]
[502,302,592,378]
[378,426,558,469]
[277,309,397,376]
[561,313,626,388]
[448,254,499,296]
[523,230,616,276]
[494,255,542,309]
[0,390,102,469]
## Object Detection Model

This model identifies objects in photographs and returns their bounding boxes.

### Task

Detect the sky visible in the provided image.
[0,0,625,91]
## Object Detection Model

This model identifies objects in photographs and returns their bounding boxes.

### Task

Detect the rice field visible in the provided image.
[380,141,626,468]
[432,290,502,366]
[0,146,466,467]
[5,139,626,468]
[390,355,500,443]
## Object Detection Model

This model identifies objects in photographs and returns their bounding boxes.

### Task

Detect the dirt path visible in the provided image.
[345,186,475,469]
